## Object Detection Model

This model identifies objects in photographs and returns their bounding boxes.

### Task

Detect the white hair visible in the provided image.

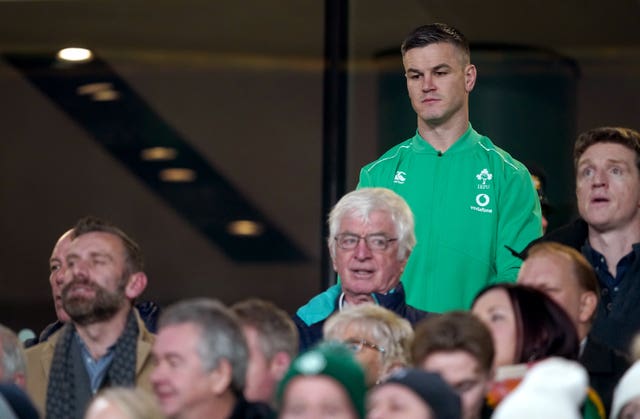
[328,188,416,261]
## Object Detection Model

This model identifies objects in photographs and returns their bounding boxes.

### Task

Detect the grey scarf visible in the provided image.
[45,310,139,419]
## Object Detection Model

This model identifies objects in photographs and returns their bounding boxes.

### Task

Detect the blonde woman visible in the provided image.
[323,304,414,387]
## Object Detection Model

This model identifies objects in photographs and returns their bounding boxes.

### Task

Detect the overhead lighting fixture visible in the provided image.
[92,90,120,101]
[77,82,112,95]
[76,82,120,102]
[227,220,264,237]
[159,168,196,183]
[141,147,178,161]
[4,51,308,262]
[57,47,93,63]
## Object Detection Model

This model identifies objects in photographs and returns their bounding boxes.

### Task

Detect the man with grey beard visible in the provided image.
[25,216,155,419]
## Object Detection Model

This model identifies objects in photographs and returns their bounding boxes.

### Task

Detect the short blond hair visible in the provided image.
[323,304,414,371]
[86,387,164,419]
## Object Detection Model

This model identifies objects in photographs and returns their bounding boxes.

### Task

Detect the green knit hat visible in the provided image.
[277,342,366,418]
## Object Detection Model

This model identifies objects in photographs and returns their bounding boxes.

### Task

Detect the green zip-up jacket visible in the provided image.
[358,125,542,312]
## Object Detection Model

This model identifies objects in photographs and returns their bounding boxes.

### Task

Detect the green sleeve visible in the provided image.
[494,164,543,283]
[356,166,371,189]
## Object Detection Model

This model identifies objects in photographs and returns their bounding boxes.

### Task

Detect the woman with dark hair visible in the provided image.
[471,283,579,368]
[471,283,605,418]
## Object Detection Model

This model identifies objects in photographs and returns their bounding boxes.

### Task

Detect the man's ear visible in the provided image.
[210,359,233,395]
[13,372,26,389]
[578,291,598,323]
[464,64,477,93]
[328,243,339,272]
[381,361,407,382]
[399,250,411,273]
[125,272,148,300]
[269,351,293,381]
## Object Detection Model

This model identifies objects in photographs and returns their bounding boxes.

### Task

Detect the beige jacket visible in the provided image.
[24,310,156,415]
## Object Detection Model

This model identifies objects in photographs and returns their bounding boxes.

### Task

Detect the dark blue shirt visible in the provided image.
[584,242,639,303]
[74,332,115,394]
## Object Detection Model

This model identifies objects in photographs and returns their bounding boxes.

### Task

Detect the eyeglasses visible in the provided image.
[334,233,398,251]
[342,338,386,355]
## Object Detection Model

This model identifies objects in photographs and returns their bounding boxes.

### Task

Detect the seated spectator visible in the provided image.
[411,311,494,419]
[526,163,553,234]
[25,216,156,418]
[231,298,299,406]
[323,304,413,386]
[471,283,579,369]
[527,127,640,354]
[471,283,604,418]
[0,325,27,388]
[518,241,630,415]
[294,188,431,350]
[367,368,461,419]
[84,387,164,419]
[25,229,159,349]
[611,361,640,419]
[151,298,272,419]
[277,342,367,419]
[492,357,588,419]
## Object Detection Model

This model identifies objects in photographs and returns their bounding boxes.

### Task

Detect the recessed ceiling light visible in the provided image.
[227,220,264,237]
[76,82,112,95]
[141,147,178,161]
[76,82,120,102]
[159,168,196,183]
[91,90,120,101]
[57,47,93,63]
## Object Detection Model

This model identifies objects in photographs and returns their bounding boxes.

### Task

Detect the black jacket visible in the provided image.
[293,282,431,351]
[580,335,630,417]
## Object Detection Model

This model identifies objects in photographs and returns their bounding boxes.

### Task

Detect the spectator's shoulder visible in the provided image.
[294,284,342,327]
[523,218,588,256]
[362,138,414,171]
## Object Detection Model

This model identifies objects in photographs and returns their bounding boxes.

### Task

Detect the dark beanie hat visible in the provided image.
[380,368,461,419]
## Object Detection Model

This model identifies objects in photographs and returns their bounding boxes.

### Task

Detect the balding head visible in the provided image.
[517,242,598,340]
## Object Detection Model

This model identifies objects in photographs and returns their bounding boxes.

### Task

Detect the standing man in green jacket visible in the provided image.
[358,23,541,312]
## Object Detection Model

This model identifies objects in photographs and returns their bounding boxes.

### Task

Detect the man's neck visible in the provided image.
[342,292,375,307]
[417,113,469,153]
[579,336,588,358]
[588,226,640,274]
[74,306,131,360]
[577,324,589,342]
[342,282,400,307]
[177,391,236,419]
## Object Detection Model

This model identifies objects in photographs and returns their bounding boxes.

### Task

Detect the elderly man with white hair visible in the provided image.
[293,187,431,350]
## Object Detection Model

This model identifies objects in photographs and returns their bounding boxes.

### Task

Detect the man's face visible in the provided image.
[576,142,640,233]
[49,230,73,323]
[402,42,475,129]
[332,211,407,301]
[517,253,585,333]
[420,350,489,419]
[367,383,433,419]
[151,323,216,419]
[62,232,129,326]
[243,326,279,404]
[280,376,358,419]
